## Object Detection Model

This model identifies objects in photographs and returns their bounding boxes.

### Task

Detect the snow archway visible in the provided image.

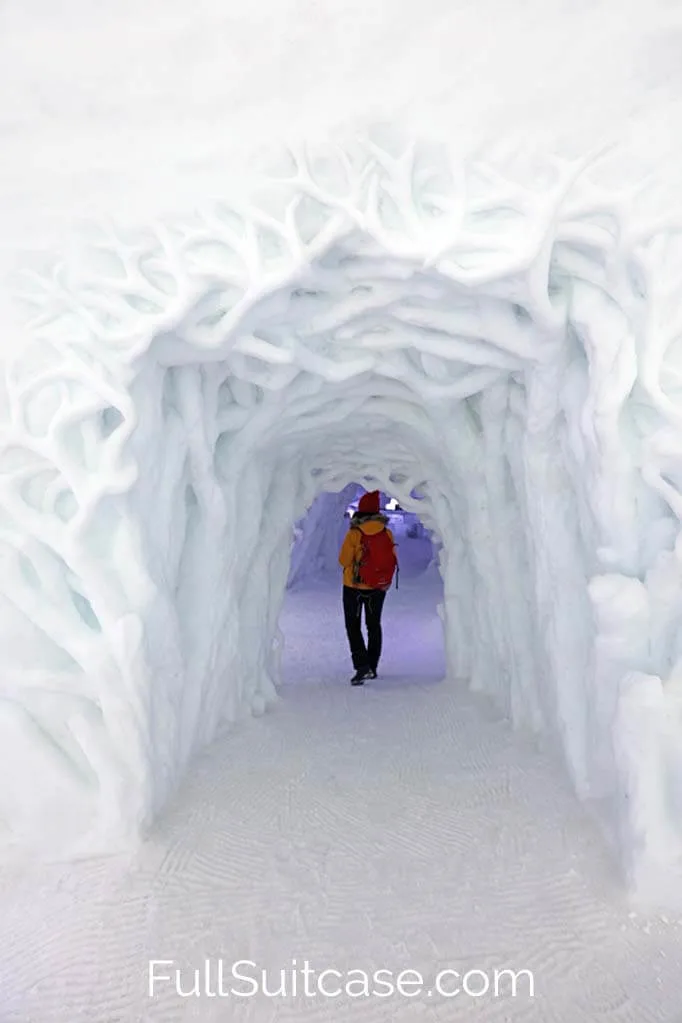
[2,135,682,905]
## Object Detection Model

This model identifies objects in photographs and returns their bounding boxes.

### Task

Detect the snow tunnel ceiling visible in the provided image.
[8,133,672,529]
[7,134,676,545]
[3,131,682,905]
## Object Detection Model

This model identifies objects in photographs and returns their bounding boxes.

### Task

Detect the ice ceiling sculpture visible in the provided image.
[2,130,682,904]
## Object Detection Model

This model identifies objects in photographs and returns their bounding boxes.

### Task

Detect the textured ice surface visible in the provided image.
[5,568,682,1022]
[2,133,682,906]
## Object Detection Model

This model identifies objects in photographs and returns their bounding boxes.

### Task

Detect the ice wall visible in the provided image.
[2,132,682,904]
[287,484,357,588]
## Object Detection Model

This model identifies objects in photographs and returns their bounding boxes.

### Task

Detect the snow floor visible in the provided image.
[3,551,682,1021]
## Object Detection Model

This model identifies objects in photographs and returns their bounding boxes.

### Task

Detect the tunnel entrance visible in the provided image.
[3,133,682,904]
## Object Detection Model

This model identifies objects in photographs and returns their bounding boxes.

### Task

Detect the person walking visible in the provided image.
[338,490,398,685]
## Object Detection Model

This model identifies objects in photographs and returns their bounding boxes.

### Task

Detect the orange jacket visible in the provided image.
[338,517,396,589]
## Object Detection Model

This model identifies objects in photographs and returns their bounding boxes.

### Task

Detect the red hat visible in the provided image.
[358,490,380,514]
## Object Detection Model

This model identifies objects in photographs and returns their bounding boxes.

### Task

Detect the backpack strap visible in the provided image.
[351,528,365,585]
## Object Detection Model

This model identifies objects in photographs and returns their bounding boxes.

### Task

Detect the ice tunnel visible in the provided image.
[2,135,682,906]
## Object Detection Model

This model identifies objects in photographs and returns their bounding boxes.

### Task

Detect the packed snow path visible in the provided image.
[2,564,682,1021]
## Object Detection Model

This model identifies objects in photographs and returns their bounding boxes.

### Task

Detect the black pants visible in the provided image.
[342,586,387,672]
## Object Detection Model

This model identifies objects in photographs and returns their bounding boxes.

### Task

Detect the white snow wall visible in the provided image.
[287,483,358,588]
[2,134,682,906]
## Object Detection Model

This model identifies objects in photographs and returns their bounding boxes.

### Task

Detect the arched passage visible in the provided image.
[2,136,682,904]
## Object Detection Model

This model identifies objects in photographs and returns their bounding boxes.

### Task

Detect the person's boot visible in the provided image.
[351,667,372,685]
[368,668,378,679]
